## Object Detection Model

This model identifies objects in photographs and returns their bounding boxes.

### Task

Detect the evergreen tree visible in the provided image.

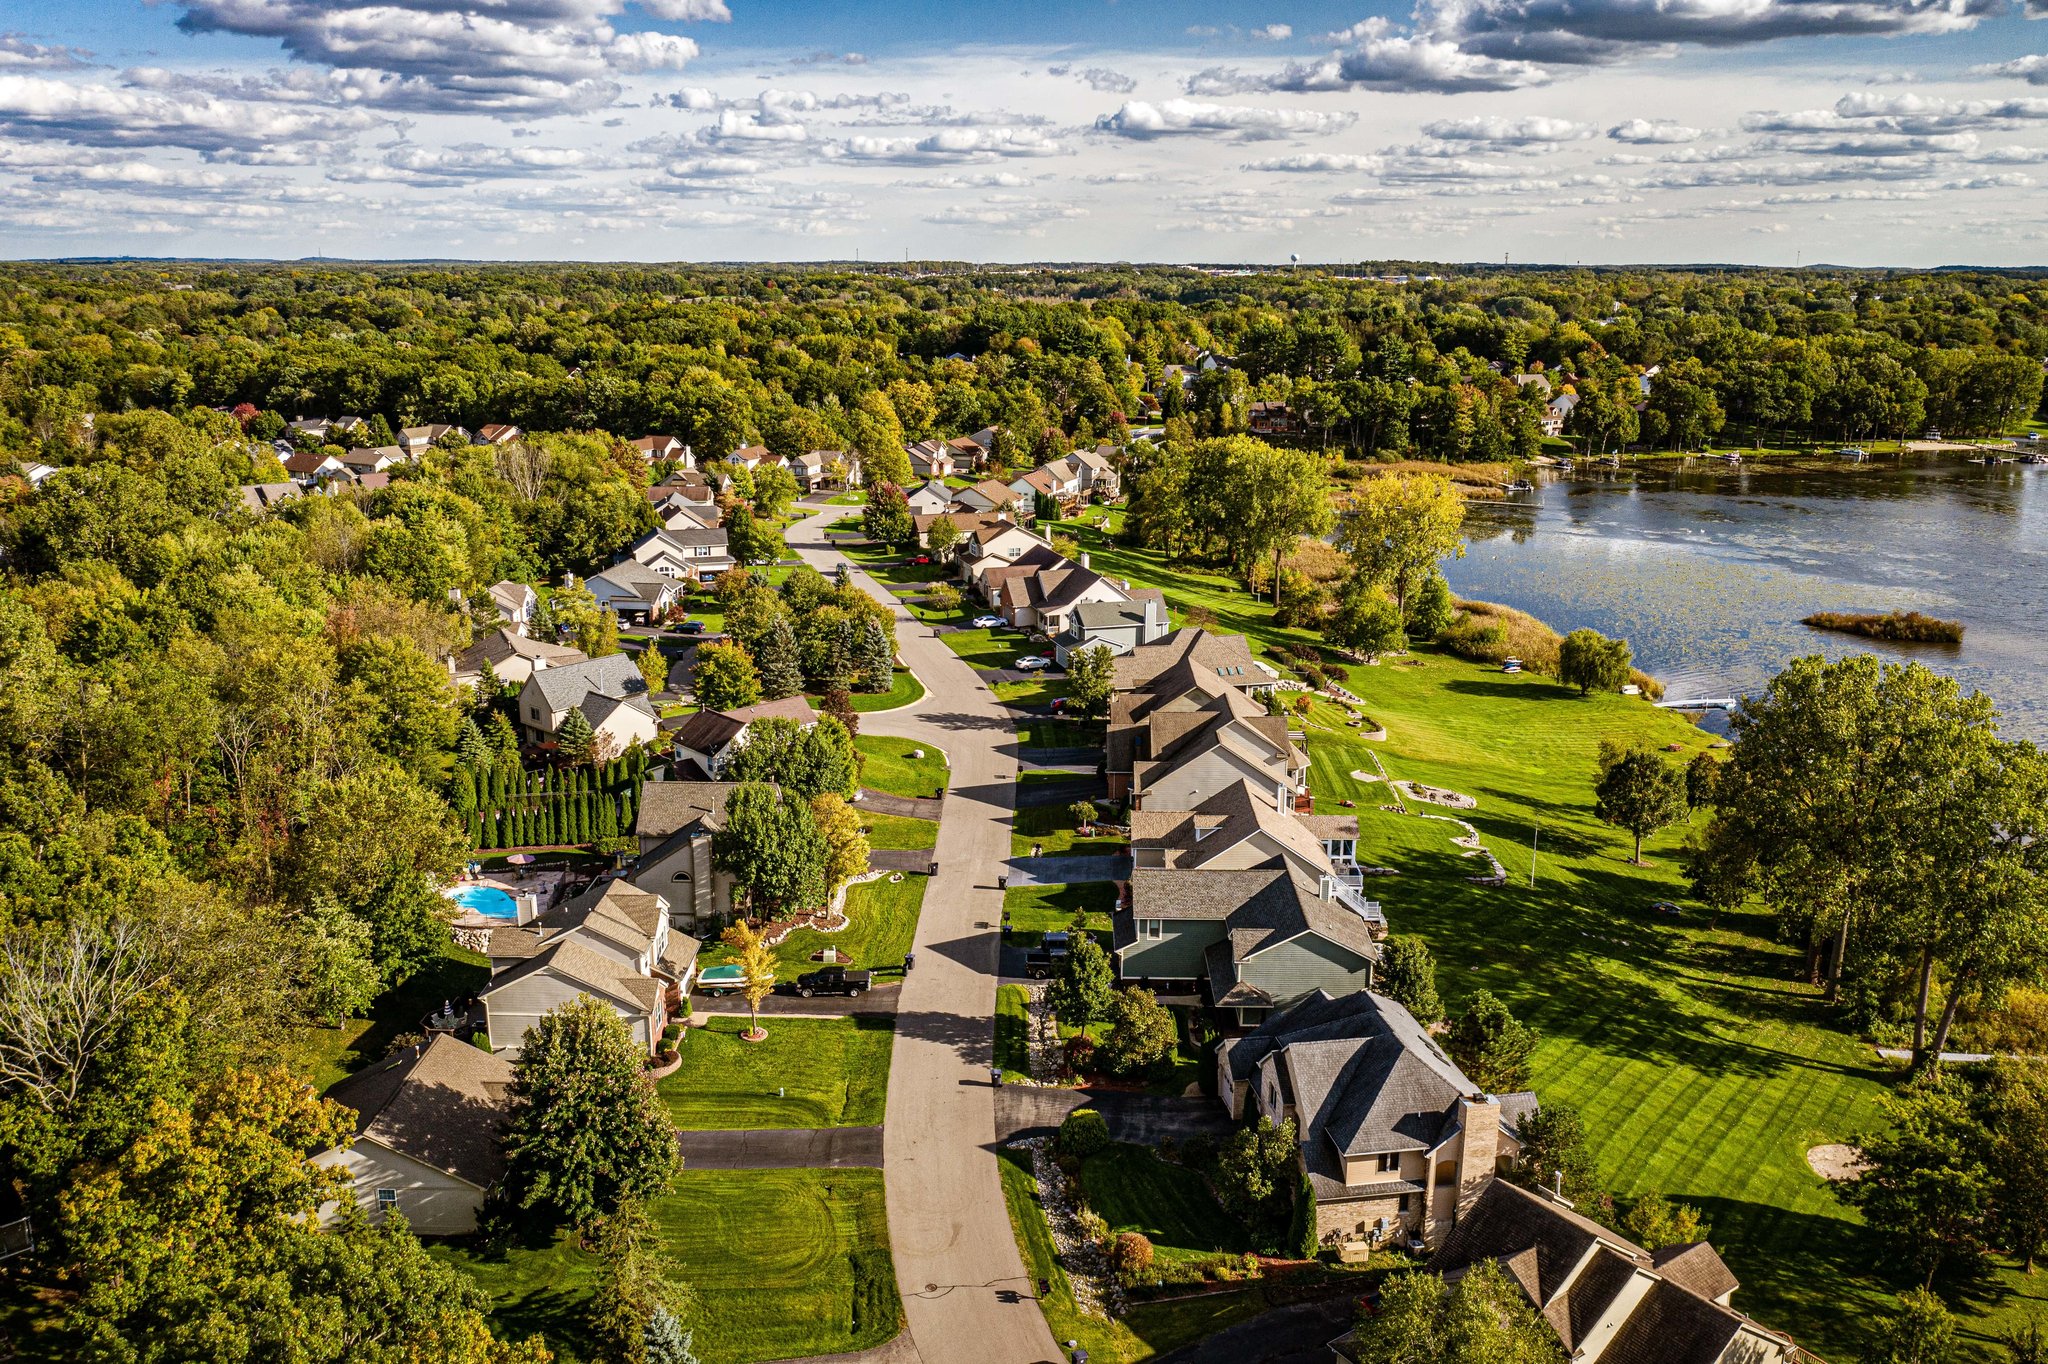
[1376,935,1444,1027]
[755,615,805,701]
[855,620,895,694]
[457,718,489,769]
[558,706,597,765]
[1448,991,1539,1092]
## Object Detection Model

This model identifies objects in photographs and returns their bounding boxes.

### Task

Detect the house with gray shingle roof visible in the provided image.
[1344,1178,1800,1364]
[1116,862,1381,1024]
[515,652,658,753]
[1053,593,1168,665]
[1217,990,1536,1253]
[314,1034,515,1235]
[452,627,586,689]
[586,558,685,623]
[478,879,687,1054]
[629,780,747,929]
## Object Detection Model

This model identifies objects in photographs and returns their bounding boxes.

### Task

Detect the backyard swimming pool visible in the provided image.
[446,885,519,921]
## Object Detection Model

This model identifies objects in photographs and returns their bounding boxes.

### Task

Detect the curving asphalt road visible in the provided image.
[787,505,1064,1364]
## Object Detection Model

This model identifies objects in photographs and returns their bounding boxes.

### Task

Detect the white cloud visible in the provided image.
[0,71,378,160]
[1048,64,1138,93]
[0,35,92,69]
[1421,114,1596,143]
[1250,24,1294,41]
[1971,55,2048,86]
[1096,98,1357,139]
[924,196,1085,233]
[1241,152,1385,172]
[1607,118,1704,143]
[1191,35,1549,94]
[843,127,1061,161]
[169,0,711,116]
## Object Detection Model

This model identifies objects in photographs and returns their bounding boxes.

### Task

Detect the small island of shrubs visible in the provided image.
[1801,610,1965,644]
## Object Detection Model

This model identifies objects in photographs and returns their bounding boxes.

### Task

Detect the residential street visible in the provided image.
[787,504,1065,1364]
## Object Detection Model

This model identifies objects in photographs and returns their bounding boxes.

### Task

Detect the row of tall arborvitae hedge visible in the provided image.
[447,754,646,851]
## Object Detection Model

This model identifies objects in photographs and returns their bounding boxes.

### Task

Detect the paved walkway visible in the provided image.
[1005,854,1131,887]
[788,507,1060,1364]
[677,1126,884,1169]
[861,789,946,818]
[992,1088,1230,1144]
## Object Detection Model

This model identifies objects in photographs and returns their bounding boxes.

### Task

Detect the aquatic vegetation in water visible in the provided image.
[1800,610,1964,644]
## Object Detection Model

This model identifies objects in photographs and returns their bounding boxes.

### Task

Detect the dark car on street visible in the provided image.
[794,966,871,998]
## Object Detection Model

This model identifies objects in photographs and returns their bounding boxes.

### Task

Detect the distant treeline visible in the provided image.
[1802,610,1965,643]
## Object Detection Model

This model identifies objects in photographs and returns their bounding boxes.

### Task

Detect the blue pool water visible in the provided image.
[447,885,518,921]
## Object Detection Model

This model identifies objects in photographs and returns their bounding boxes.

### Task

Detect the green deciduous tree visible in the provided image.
[1837,1072,1992,1286]
[690,641,761,713]
[1214,1115,1300,1247]
[1618,1191,1705,1250]
[861,482,914,548]
[502,996,681,1234]
[295,897,381,1026]
[711,783,827,918]
[1557,628,1633,696]
[809,793,871,899]
[1064,644,1116,718]
[1869,1288,1962,1364]
[1351,1260,1565,1364]
[1376,935,1443,1027]
[1511,1101,1600,1207]
[1336,472,1466,617]
[1330,586,1406,664]
[1447,991,1538,1093]
[1594,742,1688,863]
[1099,987,1177,1077]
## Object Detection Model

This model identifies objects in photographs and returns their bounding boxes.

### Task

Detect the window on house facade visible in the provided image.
[671,871,691,882]
[529,706,541,720]
[1378,1152,1400,1173]
[1398,1194,1412,1213]
[1141,918,1163,939]
[376,1188,398,1209]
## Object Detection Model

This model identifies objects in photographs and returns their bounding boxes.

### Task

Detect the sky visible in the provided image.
[1,0,2046,265]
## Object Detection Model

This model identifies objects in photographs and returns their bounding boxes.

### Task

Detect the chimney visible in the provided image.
[1455,1094,1502,1217]
[1079,551,1091,570]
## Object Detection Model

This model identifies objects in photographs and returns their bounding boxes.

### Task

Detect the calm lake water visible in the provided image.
[1439,454,2048,742]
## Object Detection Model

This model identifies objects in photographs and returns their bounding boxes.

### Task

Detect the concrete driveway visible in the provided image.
[1004,854,1131,887]
[787,507,1062,1364]
[676,1126,884,1170]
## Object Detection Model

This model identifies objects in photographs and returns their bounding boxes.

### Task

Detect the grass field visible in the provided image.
[1078,1144,1250,1262]
[994,678,1069,707]
[1041,520,1919,1361]
[699,872,926,981]
[855,735,948,799]
[810,666,925,713]
[1004,881,1116,938]
[1013,773,1124,858]
[996,983,1032,1081]
[862,811,939,850]
[1017,715,1104,750]
[995,1148,1268,1364]
[940,626,1031,672]
[438,1169,899,1364]
[1294,664,1892,1361]
[293,938,490,1092]
[659,1015,893,1128]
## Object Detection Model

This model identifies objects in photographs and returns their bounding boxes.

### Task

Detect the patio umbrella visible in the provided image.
[507,853,536,866]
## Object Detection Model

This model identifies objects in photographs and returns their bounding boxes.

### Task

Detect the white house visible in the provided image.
[906,440,955,480]
[586,560,686,623]
[488,581,536,633]
[478,879,693,1054]
[451,628,587,689]
[905,480,955,516]
[630,435,691,465]
[667,695,817,780]
[515,653,659,752]
[341,445,406,477]
[628,527,734,584]
[315,1034,514,1235]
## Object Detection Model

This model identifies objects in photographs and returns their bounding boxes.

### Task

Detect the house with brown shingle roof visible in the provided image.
[995,561,1131,634]
[1356,1178,1801,1364]
[628,781,747,930]
[1106,683,1304,810]
[951,478,1021,518]
[1216,991,1535,1252]
[451,627,587,689]
[315,1034,516,1235]
[478,879,689,1055]
[906,439,955,480]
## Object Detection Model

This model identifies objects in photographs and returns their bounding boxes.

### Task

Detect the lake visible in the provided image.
[1438,453,2048,741]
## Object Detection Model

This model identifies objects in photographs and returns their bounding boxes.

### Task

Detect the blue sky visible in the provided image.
[2,0,2045,264]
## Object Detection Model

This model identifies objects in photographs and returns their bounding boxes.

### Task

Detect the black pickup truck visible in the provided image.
[1022,931,1072,980]
[794,966,871,998]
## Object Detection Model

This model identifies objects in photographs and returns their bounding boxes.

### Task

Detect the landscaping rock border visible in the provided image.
[1019,1135,1124,1320]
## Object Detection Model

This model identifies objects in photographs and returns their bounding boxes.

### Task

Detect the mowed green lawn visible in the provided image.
[698,872,925,980]
[940,626,1028,672]
[1298,663,1891,1362]
[296,939,489,1093]
[1013,772,1124,858]
[994,1148,1267,1364]
[436,1169,899,1364]
[1078,1143,1250,1262]
[659,1015,893,1129]
[1004,881,1115,938]
[995,984,1032,1082]
[809,666,925,713]
[1048,520,1902,1361]
[862,810,939,850]
[854,735,948,799]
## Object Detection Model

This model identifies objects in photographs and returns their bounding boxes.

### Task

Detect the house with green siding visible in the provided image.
[1113,866,1380,1026]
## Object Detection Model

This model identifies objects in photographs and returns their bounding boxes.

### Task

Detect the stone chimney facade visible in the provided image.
[1455,1094,1501,1217]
